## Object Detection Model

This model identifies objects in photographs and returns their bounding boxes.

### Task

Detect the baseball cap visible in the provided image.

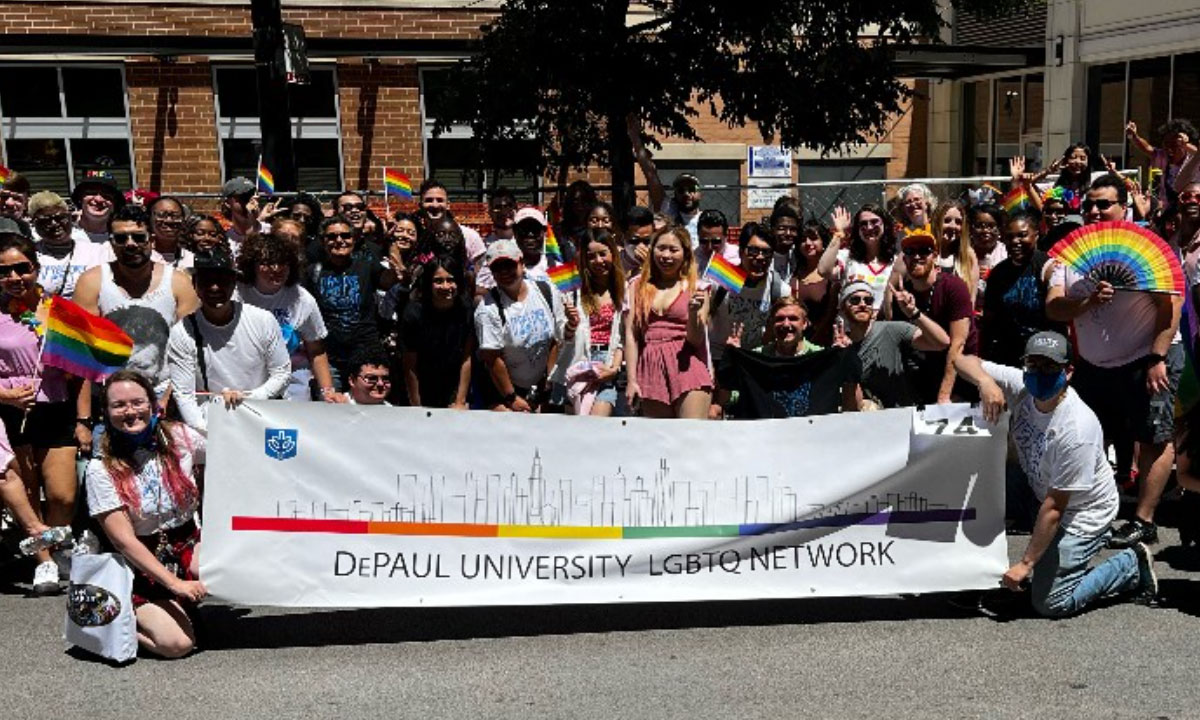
[193,246,237,274]
[0,216,31,240]
[900,231,937,249]
[222,177,256,198]
[1022,331,1071,365]
[512,207,547,227]
[71,170,125,211]
[672,173,700,191]
[839,280,874,305]
[484,239,522,266]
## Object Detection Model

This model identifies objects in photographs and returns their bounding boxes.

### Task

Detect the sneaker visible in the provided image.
[31,560,61,595]
[1108,518,1158,548]
[1131,542,1159,604]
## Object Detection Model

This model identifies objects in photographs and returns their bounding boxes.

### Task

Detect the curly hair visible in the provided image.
[237,232,303,286]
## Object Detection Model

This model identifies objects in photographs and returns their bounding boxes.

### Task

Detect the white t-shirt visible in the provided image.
[659,198,700,248]
[36,240,109,299]
[166,302,292,431]
[462,225,486,268]
[837,248,894,311]
[85,424,205,537]
[475,278,566,390]
[709,269,791,362]
[1049,263,1160,367]
[237,283,328,398]
[983,361,1119,537]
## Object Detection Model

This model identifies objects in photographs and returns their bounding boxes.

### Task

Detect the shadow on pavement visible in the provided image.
[200,593,984,651]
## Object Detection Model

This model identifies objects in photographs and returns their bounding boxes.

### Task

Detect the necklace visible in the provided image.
[3,289,45,337]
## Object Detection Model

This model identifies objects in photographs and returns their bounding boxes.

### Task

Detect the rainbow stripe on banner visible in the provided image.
[41,296,133,383]
[703,253,747,294]
[547,261,582,294]
[384,167,412,199]
[256,160,275,195]
[544,223,563,262]
[231,509,977,540]
[1001,187,1030,213]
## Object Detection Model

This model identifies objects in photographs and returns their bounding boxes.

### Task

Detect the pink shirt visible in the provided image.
[0,309,70,403]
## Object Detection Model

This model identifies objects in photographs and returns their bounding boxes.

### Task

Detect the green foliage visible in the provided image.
[431,0,1040,182]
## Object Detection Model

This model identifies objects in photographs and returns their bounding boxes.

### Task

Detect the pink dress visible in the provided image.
[635,291,712,404]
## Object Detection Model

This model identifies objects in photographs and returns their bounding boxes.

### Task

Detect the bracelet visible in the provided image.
[75,417,91,425]
[909,309,923,322]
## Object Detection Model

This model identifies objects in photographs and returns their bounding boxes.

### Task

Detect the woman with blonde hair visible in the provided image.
[932,199,980,303]
[624,226,712,419]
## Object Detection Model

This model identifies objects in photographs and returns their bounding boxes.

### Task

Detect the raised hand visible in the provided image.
[831,206,852,243]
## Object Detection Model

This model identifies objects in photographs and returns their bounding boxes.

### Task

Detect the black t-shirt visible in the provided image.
[303,250,384,365]
[982,252,1065,366]
[891,272,979,404]
[401,298,475,407]
[717,345,861,419]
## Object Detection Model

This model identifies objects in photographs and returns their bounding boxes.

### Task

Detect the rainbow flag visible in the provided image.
[544,223,563,262]
[1001,187,1031,213]
[384,168,413,200]
[703,253,747,294]
[256,158,275,194]
[547,261,582,294]
[41,296,133,383]
[0,165,12,184]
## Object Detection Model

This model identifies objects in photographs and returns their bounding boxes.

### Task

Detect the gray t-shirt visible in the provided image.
[855,320,917,408]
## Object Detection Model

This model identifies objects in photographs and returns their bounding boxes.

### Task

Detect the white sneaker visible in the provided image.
[32,560,61,595]
[51,548,72,580]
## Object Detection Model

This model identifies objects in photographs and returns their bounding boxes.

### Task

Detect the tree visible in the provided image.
[430,0,1033,216]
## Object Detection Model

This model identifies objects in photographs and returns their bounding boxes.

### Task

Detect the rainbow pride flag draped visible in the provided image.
[0,165,13,184]
[384,167,413,200]
[548,261,582,294]
[544,223,563,263]
[703,253,747,294]
[41,296,133,383]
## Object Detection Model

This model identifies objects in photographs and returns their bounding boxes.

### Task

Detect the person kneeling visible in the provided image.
[86,370,207,658]
[955,332,1158,617]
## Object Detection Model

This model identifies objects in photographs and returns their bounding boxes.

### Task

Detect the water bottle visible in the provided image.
[71,530,100,556]
[18,526,73,556]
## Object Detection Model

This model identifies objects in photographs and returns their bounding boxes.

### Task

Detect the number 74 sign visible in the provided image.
[914,404,993,437]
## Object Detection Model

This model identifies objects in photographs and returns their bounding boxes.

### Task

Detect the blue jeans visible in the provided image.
[1031,527,1140,617]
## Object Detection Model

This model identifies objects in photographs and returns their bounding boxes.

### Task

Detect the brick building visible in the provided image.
[0,1,942,225]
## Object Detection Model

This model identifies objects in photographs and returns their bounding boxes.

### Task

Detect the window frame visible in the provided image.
[0,62,136,190]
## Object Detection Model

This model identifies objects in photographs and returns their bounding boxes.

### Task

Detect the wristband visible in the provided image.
[1147,353,1166,365]
[909,309,923,322]
[502,391,518,405]
[76,417,91,425]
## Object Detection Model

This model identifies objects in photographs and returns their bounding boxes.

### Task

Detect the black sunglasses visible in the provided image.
[324,231,355,241]
[1082,198,1121,212]
[0,261,34,277]
[112,232,151,245]
[902,246,934,258]
[845,294,873,307]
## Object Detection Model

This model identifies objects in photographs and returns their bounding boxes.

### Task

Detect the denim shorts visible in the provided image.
[1071,342,1183,446]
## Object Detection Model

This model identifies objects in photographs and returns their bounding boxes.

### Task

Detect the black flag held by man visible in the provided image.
[717,346,861,419]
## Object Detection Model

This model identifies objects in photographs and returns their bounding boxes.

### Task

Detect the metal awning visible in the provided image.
[891,44,1045,79]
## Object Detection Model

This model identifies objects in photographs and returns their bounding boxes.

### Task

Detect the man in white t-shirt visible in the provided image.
[166,247,291,431]
[70,170,125,244]
[1046,174,1182,549]
[474,239,567,411]
[956,331,1158,616]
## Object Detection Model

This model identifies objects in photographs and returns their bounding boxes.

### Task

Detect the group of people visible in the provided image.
[1,119,1200,657]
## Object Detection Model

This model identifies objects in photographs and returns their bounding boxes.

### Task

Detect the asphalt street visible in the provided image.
[2,528,1198,720]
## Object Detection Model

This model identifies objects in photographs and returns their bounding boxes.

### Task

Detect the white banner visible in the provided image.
[200,403,1008,607]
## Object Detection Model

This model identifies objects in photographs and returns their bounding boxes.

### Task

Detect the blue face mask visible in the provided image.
[112,414,159,448]
[1023,369,1067,401]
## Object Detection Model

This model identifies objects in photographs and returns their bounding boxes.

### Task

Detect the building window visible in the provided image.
[420,68,541,203]
[962,74,1044,176]
[212,66,343,189]
[0,64,134,196]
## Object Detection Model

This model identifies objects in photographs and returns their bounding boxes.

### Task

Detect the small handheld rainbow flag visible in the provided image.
[1001,187,1031,213]
[256,157,275,195]
[547,261,582,294]
[384,167,413,200]
[703,253,747,294]
[40,296,133,383]
[544,222,563,262]
[0,165,13,184]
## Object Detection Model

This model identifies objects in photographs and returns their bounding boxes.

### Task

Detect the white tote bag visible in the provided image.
[63,553,137,663]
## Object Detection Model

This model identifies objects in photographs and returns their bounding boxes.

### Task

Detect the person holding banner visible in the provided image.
[86,369,207,658]
[956,333,1159,616]
[0,234,90,593]
[625,226,712,419]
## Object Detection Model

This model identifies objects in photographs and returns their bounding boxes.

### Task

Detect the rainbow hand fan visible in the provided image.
[1048,220,1184,295]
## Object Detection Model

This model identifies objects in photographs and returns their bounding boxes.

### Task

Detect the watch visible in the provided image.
[1147,353,1166,365]
[909,309,923,322]
[502,391,518,405]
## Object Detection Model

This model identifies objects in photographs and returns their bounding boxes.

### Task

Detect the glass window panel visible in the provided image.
[1127,57,1172,172]
[994,76,1023,175]
[70,139,133,191]
[657,161,742,226]
[215,68,261,119]
[289,70,336,119]
[428,138,485,202]
[0,66,62,118]
[962,80,990,175]
[222,138,342,191]
[62,67,126,118]
[1171,53,1200,148]
[1022,74,1045,170]
[222,139,260,182]
[4,139,70,195]
[1086,63,1126,164]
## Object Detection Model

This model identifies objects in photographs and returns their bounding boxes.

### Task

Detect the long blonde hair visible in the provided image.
[934,200,978,298]
[634,226,696,332]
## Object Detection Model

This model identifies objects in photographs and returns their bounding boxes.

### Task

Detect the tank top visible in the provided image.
[98,263,179,391]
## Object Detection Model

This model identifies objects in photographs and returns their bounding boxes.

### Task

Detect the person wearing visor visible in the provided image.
[955,332,1159,616]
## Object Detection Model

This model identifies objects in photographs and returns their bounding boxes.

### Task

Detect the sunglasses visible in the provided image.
[902,246,934,258]
[743,246,772,258]
[339,203,366,212]
[34,213,70,225]
[1081,198,1121,212]
[845,294,873,307]
[112,232,151,245]
[0,261,35,277]
[1178,192,1200,204]
[324,231,355,241]
[357,374,391,385]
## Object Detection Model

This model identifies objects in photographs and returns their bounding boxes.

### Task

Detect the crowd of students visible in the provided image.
[2,122,1200,656]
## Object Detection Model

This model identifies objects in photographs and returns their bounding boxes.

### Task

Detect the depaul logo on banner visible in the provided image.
[265,429,298,461]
